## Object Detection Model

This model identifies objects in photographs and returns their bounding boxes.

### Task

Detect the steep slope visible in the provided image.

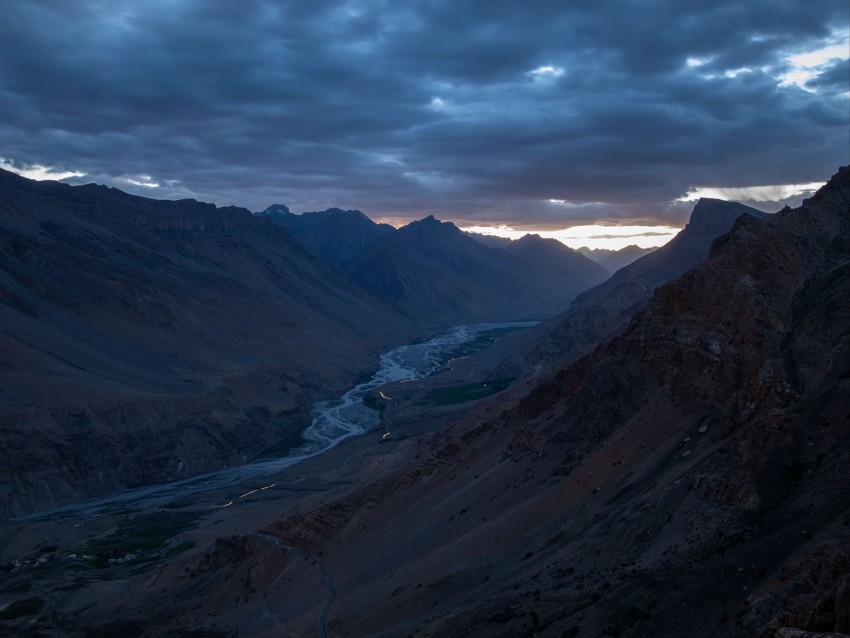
[505,198,768,375]
[75,167,849,637]
[347,216,610,324]
[256,205,395,270]
[0,169,415,516]
[252,166,848,637]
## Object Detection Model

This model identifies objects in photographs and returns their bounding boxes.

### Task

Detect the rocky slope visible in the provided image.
[327,166,848,636]
[503,198,768,376]
[0,169,416,516]
[347,216,610,324]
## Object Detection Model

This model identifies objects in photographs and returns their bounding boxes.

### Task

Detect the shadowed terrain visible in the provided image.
[0,168,847,638]
[0,168,418,516]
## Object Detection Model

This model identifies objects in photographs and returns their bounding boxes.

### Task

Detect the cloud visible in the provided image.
[677,182,825,202]
[0,158,86,182]
[461,223,681,250]
[0,0,847,228]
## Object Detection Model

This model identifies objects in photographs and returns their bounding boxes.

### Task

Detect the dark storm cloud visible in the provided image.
[0,0,847,227]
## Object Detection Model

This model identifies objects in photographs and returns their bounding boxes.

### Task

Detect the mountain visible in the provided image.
[500,233,612,281]
[504,198,769,375]
[7,168,845,637]
[255,205,395,270]
[578,244,657,272]
[346,216,610,324]
[198,167,845,637]
[0,168,415,516]
[466,231,514,249]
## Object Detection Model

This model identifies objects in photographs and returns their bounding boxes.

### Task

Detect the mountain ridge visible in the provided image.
[498,197,770,377]
[0,168,416,515]
[346,215,610,323]
[255,205,395,270]
[2,167,847,637]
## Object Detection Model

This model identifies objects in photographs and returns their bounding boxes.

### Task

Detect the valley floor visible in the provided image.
[0,326,535,637]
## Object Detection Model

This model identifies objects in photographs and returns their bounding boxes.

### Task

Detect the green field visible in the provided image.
[84,510,202,560]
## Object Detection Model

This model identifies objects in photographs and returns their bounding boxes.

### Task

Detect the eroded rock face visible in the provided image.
[189,536,252,578]
[742,542,850,637]
[0,385,310,515]
[264,500,358,554]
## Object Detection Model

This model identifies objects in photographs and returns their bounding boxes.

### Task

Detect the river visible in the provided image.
[16,322,535,521]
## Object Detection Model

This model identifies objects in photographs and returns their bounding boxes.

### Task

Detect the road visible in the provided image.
[255,532,337,638]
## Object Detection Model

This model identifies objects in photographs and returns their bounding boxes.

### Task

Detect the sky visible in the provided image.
[1,1,847,249]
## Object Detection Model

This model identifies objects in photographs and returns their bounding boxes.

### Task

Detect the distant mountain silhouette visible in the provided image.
[0,168,415,515]
[503,198,769,375]
[579,243,657,272]
[256,205,394,270]
[265,214,611,325]
[499,233,612,284]
[346,216,610,324]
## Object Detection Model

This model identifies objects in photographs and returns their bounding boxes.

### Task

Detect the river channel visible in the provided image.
[17,322,535,521]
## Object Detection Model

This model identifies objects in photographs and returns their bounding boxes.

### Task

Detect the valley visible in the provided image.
[0,166,847,637]
[0,321,538,637]
[3,4,848,636]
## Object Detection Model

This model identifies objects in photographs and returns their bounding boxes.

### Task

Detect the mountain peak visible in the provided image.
[515,233,545,243]
[260,203,291,215]
[404,215,459,234]
[687,198,766,232]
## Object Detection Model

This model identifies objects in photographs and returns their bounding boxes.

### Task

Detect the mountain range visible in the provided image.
[0,168,418,515]
[0,164,846,638]
[0,168,608,515]
[155,165,843,637]
[259,208,611,324]
[577,244,657,272]
[255,205,395,270]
